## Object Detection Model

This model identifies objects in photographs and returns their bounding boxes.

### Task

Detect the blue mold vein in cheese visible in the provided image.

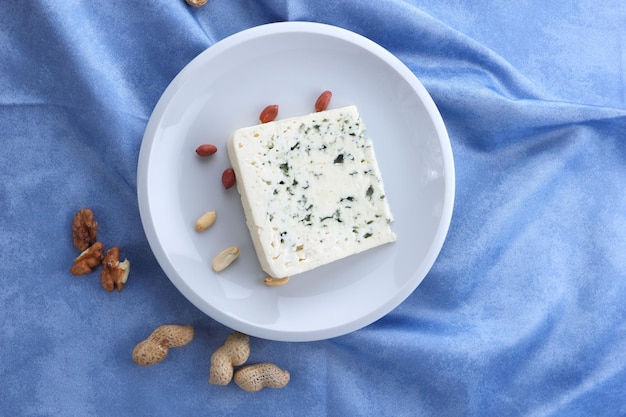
[227,105,395,278]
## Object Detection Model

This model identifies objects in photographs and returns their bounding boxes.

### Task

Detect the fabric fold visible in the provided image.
[1,1,625,416]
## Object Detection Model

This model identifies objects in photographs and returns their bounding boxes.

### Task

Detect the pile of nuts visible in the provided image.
[72,92,338,392]
[192,141,243,274]
[132,326,290,392]
[70,208,130,292]
[56,90,353,399]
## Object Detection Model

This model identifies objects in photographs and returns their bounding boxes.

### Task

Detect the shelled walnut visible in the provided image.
[70,241,105,275]
[101,246,130,292]
[72,208,98,251]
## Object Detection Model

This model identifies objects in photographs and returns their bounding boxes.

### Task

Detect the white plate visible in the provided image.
[137,22,454,342]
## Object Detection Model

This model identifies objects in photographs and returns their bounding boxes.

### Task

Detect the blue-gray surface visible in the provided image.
[1,1,625,416]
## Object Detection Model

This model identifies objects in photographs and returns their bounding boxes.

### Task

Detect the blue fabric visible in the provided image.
[2,1,625,416]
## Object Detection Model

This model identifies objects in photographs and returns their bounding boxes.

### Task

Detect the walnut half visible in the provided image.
[70,242,105,275]
[72,209,98,251]
[101,246,130,292]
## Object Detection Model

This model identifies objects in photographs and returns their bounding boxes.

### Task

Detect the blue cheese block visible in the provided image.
[227,105,395,278]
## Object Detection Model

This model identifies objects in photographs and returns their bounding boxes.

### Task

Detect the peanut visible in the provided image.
[195,210,217,232]
[185,0,207,6]
[315,90,332,112]
[212,246,240,272]
[195,144,217,156]
[234,363,290,392]
[259,104,278,124]
[209,332,250,385]
[263,276,290,287]
[132,324,194,366]
[221,168,236,189]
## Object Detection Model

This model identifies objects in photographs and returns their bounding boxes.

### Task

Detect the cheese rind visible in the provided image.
[227,106,395,278]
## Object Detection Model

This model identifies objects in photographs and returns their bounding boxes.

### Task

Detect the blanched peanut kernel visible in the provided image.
[195,211,217,232]
[212,246,240,272]
[264,276,290,287]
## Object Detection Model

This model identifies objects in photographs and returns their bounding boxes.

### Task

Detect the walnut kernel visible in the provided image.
[70,242,105,275]
[72,209,98,251]
[101,246,130,292]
